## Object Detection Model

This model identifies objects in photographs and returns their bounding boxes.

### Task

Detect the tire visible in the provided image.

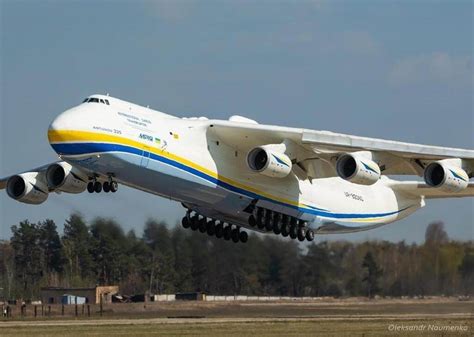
[306,229,315,242]
[248,215,256,227]
[297,228,306,242]
[231,228,240,243]
[223,226,232,241]
[206,221,216,236]
[103,182,110,193]
[273,224,281,235]
[181,216,190,229]
[281,223,290,237]
[215,223,224,238]
[257,217,265,230]
[265,217,273,231]
[289,225,298,239]
[94,181,102,193]
[87,182,95,193]
[190,215,200,231]
[198,218,208,233]
[110,181,118,193]
[239,231,248,243]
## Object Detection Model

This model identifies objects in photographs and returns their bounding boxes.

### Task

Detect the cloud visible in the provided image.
[388,52,472,85]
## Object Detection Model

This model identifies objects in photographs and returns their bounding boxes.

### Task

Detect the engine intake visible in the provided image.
[6,172,48,204]
[424,161,468,192]
[247,147,292,178]
[46,162,87,193]
[336,153,381,185]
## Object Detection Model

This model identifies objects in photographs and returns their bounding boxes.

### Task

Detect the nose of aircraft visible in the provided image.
[47,107,82,152]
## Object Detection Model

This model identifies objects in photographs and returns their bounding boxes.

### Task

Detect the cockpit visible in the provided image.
[82,97,110,105]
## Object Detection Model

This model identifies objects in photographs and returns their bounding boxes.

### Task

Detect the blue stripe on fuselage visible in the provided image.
[51,142,407,220]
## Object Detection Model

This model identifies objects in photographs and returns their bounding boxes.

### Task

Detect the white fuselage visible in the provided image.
[48,95,423,234]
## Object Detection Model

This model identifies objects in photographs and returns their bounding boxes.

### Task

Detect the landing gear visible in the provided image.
[297,227,306,242]
[198,218,208,233]
[94,181,102,193]
[305,229,315,241]
[223,225,232,241]
[215,222,224,238]
[87,182,95,193]
[87,176,118,194]
[206,220,216,236]
[239,231,248,243]
[181,208,249,243]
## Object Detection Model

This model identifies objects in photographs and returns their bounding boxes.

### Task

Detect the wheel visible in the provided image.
[231,228,240,243]
[281,223,290,237]
[248,215,256,227]
[206,221,216,236]
[223,225,232,240]
[181,216,190,229]
[190,215,200,231]
[264,210,273,231]
[256,217,265,230]
[215,222,224,238]
[289,225,298,239]
[110,181,118,193]
[273,224,281,235]
[239,231,248,243]
[87,182,95,193]
[198,218,208,233]
[103,182,110,193]
[297,227,306,241]
[94,181,102,193]
[256,207,264,218]
[306,229,315,241]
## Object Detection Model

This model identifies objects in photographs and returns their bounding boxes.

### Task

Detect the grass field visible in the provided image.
[1,298,472,336]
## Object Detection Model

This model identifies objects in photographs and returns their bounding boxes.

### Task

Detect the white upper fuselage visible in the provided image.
[47,94,422,233]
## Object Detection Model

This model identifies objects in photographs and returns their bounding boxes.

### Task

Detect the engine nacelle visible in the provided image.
[247,146,292,178]
[6,172,48,204]
[424,161,469,192]
[336,153,381,185]
[46,162,87,193]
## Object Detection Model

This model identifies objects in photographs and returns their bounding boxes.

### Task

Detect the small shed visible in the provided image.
[61,294,86,305]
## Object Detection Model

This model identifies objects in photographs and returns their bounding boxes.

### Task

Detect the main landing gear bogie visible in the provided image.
[248,207,315,242]
[87,177,119,194]
[182,211,248,244]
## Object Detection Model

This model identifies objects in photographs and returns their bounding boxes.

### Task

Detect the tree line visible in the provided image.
[0,213,472,301]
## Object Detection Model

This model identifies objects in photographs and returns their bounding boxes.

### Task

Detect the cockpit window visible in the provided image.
[83,97,110,105]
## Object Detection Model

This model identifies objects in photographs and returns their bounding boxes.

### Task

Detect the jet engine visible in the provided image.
[424,161,469,192]
[46,162,87,193]
[247,146,292,178]
[6,172,48,204]
[336,153,381,185]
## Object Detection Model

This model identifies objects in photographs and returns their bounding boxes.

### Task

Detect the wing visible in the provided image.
[389,181,474,199]
[207,119,474,177]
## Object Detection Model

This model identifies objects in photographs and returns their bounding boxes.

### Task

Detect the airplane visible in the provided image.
[1,94,473,243]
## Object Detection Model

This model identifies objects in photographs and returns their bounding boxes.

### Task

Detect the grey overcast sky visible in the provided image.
[0,1,472,243]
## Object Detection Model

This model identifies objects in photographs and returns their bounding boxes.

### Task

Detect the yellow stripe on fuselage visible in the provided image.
[48,129,394,222]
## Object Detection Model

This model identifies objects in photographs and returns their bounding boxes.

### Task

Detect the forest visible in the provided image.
[0,213,472,301]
